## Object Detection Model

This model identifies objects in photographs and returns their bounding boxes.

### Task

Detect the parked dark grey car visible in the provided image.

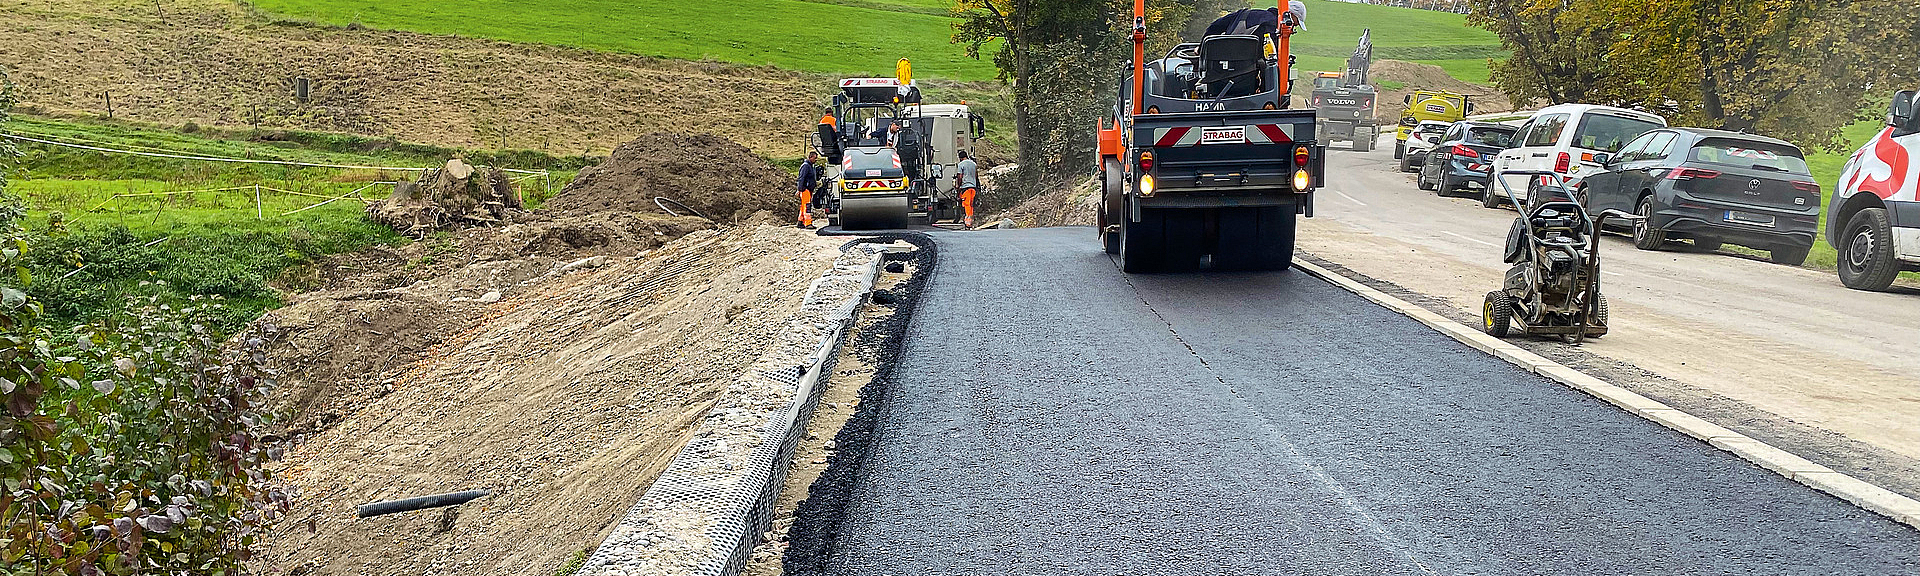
[1580,128,1821,265]
[1418,121,1517,197]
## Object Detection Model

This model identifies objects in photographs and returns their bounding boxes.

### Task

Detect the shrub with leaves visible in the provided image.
[0,65,289,575]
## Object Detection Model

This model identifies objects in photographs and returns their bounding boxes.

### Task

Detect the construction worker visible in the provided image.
[819,107,837,131]
[955,150,980,228]
[798,151,821,227]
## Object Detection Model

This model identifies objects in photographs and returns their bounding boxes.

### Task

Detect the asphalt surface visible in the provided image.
[818,226,1920,575]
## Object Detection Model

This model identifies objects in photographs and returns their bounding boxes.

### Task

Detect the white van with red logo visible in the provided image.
[1830,89,1920,291]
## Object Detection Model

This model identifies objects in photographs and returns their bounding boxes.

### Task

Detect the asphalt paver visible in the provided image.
[819,227,1920,575]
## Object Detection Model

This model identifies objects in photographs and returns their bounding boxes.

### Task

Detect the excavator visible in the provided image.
[1311,29,1378,152]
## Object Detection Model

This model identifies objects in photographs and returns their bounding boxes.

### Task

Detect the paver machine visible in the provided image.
[1310,29,1378,152]
[1482,171,1640,342]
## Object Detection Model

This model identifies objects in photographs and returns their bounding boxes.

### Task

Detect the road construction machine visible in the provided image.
[1394,89,1473,160]
[1096,0,1326,272]
[1310,29,1378,152]
[811,63,986,230]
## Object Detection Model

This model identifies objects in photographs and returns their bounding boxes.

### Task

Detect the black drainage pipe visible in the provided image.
[356,490,492,518]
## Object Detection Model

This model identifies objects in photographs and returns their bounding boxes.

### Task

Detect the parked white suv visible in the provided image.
[1830,88,1920,291]
[1489,104,1666,208]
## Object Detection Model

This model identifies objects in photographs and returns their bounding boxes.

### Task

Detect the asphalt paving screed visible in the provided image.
[820,227,1920,575]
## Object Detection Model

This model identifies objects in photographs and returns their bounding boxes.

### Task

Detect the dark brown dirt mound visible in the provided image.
[543,133,791,222]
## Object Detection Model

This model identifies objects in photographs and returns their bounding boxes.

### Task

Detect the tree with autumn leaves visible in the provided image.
[1469,0,1917,150]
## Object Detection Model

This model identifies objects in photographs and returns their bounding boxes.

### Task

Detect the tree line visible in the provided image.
[1466,0,1914,150]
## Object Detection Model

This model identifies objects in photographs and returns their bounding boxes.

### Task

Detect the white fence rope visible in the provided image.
[1,131,549,175]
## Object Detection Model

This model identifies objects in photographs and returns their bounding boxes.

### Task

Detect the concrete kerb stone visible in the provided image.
[1291,258,1920,531]
[577,245,889,576]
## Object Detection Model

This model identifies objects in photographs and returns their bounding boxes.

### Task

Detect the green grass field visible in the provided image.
[246,0,999,81]
[1800,120,1882,270]
[1276,0,1503,85]
[5,115,588,332]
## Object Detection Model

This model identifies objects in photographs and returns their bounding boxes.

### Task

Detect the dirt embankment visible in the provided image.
[260,226,843,576]
[544,133,794,222]
[0,0,821,157]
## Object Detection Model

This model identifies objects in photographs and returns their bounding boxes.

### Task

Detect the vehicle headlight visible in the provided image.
[1293,170,1311,191]
[1139,175,1156,197]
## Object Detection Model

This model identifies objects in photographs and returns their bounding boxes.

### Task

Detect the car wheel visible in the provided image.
[1769,244,1809,267]
[1483,291,1513,337]
[1837,208,1898,291]
[1632,196,1667,250]
[1397,149,1413,172]
[1417,164,1436,191]
[1481,185,1502,209]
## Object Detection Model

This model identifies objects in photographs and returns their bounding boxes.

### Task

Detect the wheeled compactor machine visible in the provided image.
[811,64,986,230]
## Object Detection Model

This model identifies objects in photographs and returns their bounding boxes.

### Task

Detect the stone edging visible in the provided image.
[578,244,892,576]
[1292,259,1920,530]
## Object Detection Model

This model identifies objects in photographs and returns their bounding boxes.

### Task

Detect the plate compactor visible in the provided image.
[1482,171,1641,343]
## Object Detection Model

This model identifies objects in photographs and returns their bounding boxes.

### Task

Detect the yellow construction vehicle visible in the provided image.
[1394,89,1474,160]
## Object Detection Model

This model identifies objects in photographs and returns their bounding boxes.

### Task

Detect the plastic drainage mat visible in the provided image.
[580,247,883,576]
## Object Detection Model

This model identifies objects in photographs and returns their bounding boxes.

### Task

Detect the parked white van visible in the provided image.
[1488,104,1667,208]
[1830,88,1920,291]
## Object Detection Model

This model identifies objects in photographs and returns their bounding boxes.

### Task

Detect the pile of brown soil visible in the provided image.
[364,159,522,236]
[532,133,792,222]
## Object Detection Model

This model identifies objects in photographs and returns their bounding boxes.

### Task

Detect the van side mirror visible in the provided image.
[1890,90,1915,128]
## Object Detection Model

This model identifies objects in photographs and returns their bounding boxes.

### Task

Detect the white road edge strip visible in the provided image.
[1292,258,1920,531]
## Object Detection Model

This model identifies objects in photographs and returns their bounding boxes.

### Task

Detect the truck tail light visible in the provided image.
[1294,145,1311,167]
[1554,152,1571,174]
[1450,144,1479,159]
[1664,167,1721,180]
[1139,151,1154,172]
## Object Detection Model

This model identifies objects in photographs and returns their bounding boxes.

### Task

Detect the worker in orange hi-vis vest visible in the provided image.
[797,150,821,227]
[954,150,980,227]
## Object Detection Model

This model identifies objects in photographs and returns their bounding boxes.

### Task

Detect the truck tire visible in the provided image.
[1161,209,1206,272]
[1351,128,1368,152]
[1120,207,1165,273]
[1483,291,1513,337]
[1213,205,1295,271]
[1100,159,1124,254]
[1837,207,1898,291]
[1394,139,1405,160]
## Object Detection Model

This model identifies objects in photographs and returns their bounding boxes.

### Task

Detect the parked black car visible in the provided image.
[1580,128,1821,265]
[1418,121,1517,197]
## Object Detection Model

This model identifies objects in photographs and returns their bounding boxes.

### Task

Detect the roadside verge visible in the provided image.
[1293,259,1920,530]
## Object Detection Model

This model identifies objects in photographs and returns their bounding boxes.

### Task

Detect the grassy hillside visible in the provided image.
[244,0,999,81]
[5,115,587,332]
[1265,0,1504,84]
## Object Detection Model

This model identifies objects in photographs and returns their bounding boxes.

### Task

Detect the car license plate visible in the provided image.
[1725,211,1775,226]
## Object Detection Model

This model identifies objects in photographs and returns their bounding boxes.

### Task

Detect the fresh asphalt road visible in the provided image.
[821,227,1920,575]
